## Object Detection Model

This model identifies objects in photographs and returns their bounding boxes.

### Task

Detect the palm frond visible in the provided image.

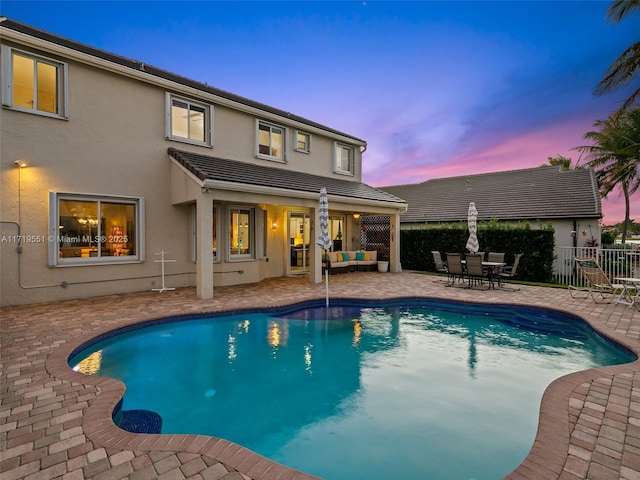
[595,42,640,96]
[607,0,640,23]
[573,107,640,203]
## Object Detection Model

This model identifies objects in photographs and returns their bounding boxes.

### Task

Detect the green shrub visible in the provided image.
[400,222,555,283]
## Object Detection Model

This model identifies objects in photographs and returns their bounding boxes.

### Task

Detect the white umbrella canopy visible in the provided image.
[316,188,332,307]
[465,202,479,254]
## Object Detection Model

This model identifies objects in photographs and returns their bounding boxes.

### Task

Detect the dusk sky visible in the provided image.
[2,1,638,224]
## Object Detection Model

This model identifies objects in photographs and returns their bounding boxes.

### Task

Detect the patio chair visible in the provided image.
[445,253,464,286]
[569,257,626,303]
[465,253,489,289]
[431,251,449,284]
[487,252,505,263]
[486,252,505,277]
[497,254,523,291]
[432,251,448,274]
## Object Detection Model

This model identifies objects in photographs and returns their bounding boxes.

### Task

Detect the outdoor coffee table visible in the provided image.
[614,277,640,309]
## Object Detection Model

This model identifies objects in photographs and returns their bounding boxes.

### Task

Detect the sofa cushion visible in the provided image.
[329,252,338,263]
[331,261,350,268]
[369,250,377,262]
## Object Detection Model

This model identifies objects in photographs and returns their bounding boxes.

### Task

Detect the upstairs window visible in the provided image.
[2,46,68,118]
[295,130,311,153]
[256,120,285,162]
[335,143,355,175]
[166,93,213,146]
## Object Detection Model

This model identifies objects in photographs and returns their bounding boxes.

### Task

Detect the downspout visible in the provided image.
[572,219,578,281]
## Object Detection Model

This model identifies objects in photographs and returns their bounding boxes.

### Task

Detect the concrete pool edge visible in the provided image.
[46,316,322,480]
[43,292,640,480]
[505,304,640,480]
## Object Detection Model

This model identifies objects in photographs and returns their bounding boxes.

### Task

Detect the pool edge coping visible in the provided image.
[45,294,640,480]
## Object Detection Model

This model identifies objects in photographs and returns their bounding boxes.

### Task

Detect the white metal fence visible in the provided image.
[554,247,640,286]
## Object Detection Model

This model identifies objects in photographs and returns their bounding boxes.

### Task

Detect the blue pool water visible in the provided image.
[69,299,634,480]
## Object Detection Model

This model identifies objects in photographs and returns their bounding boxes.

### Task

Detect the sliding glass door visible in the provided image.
[289,212,310,274]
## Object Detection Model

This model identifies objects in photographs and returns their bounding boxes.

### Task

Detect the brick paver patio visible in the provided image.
[1,271,639,479]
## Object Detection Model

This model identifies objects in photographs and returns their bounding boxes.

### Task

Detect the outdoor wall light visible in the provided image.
[14,160,27,168]
[353,212,360,219]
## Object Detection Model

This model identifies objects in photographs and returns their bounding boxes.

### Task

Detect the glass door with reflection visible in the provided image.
[289,212,310,274]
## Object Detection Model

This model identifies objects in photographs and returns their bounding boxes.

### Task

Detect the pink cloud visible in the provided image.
[364,118,637,225]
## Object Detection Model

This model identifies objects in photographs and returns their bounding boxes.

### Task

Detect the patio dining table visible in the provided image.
[461,260,506,289]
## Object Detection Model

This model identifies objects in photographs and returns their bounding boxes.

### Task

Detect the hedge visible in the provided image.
[400,221,555,283]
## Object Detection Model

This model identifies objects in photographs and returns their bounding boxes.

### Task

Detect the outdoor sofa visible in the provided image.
[325,250,379,274]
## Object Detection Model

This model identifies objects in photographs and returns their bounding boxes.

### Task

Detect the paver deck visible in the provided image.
[1,271,639,480]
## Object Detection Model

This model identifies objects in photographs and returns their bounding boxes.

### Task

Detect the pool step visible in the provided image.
[113,399,163,434]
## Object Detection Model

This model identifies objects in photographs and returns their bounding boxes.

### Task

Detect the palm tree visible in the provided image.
[540,155,581,170]
[595,0,640,113]
[574,107,640,242]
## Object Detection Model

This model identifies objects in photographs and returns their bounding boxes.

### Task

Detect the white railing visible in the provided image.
[554,247,640,286]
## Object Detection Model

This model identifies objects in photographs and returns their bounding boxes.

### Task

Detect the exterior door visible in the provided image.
[289,212,310,274]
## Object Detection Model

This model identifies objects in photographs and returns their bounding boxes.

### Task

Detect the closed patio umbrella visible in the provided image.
[317,187,332,307]
[465,202,479,253]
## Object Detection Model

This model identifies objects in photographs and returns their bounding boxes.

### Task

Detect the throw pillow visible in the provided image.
[364,251,371,261]
[356,251,365,261]
[341,252,350,262]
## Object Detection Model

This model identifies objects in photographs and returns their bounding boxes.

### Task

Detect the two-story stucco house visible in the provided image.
[0,18,407,306]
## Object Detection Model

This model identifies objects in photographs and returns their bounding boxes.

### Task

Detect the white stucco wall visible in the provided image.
[0,33,396,306]
[1,55,193,305]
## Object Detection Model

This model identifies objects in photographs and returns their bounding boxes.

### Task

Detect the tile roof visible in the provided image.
[380,166,602,222]
[168,148,407,206]
[0,17,365,145]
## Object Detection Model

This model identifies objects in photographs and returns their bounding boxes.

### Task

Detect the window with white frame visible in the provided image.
[229,207,253,258]
[166,93,213,146]
[294,130,311,153]
[2,46,68,118]
[256,120,285,162]
[49,193,144,265]
[334,142,355,175]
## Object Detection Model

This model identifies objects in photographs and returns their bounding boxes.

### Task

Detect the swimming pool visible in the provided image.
[69,299,635,480]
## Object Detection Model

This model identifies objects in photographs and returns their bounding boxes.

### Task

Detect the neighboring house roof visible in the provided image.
[169,148,407,206]
[380,166,602,223]
[0,17,365,145]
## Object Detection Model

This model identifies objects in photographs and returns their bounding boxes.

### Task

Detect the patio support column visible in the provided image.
[389,213,401,273]
[196,194,214,299]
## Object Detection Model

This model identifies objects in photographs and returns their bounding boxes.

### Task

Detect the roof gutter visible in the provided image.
[202,178,407,212]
